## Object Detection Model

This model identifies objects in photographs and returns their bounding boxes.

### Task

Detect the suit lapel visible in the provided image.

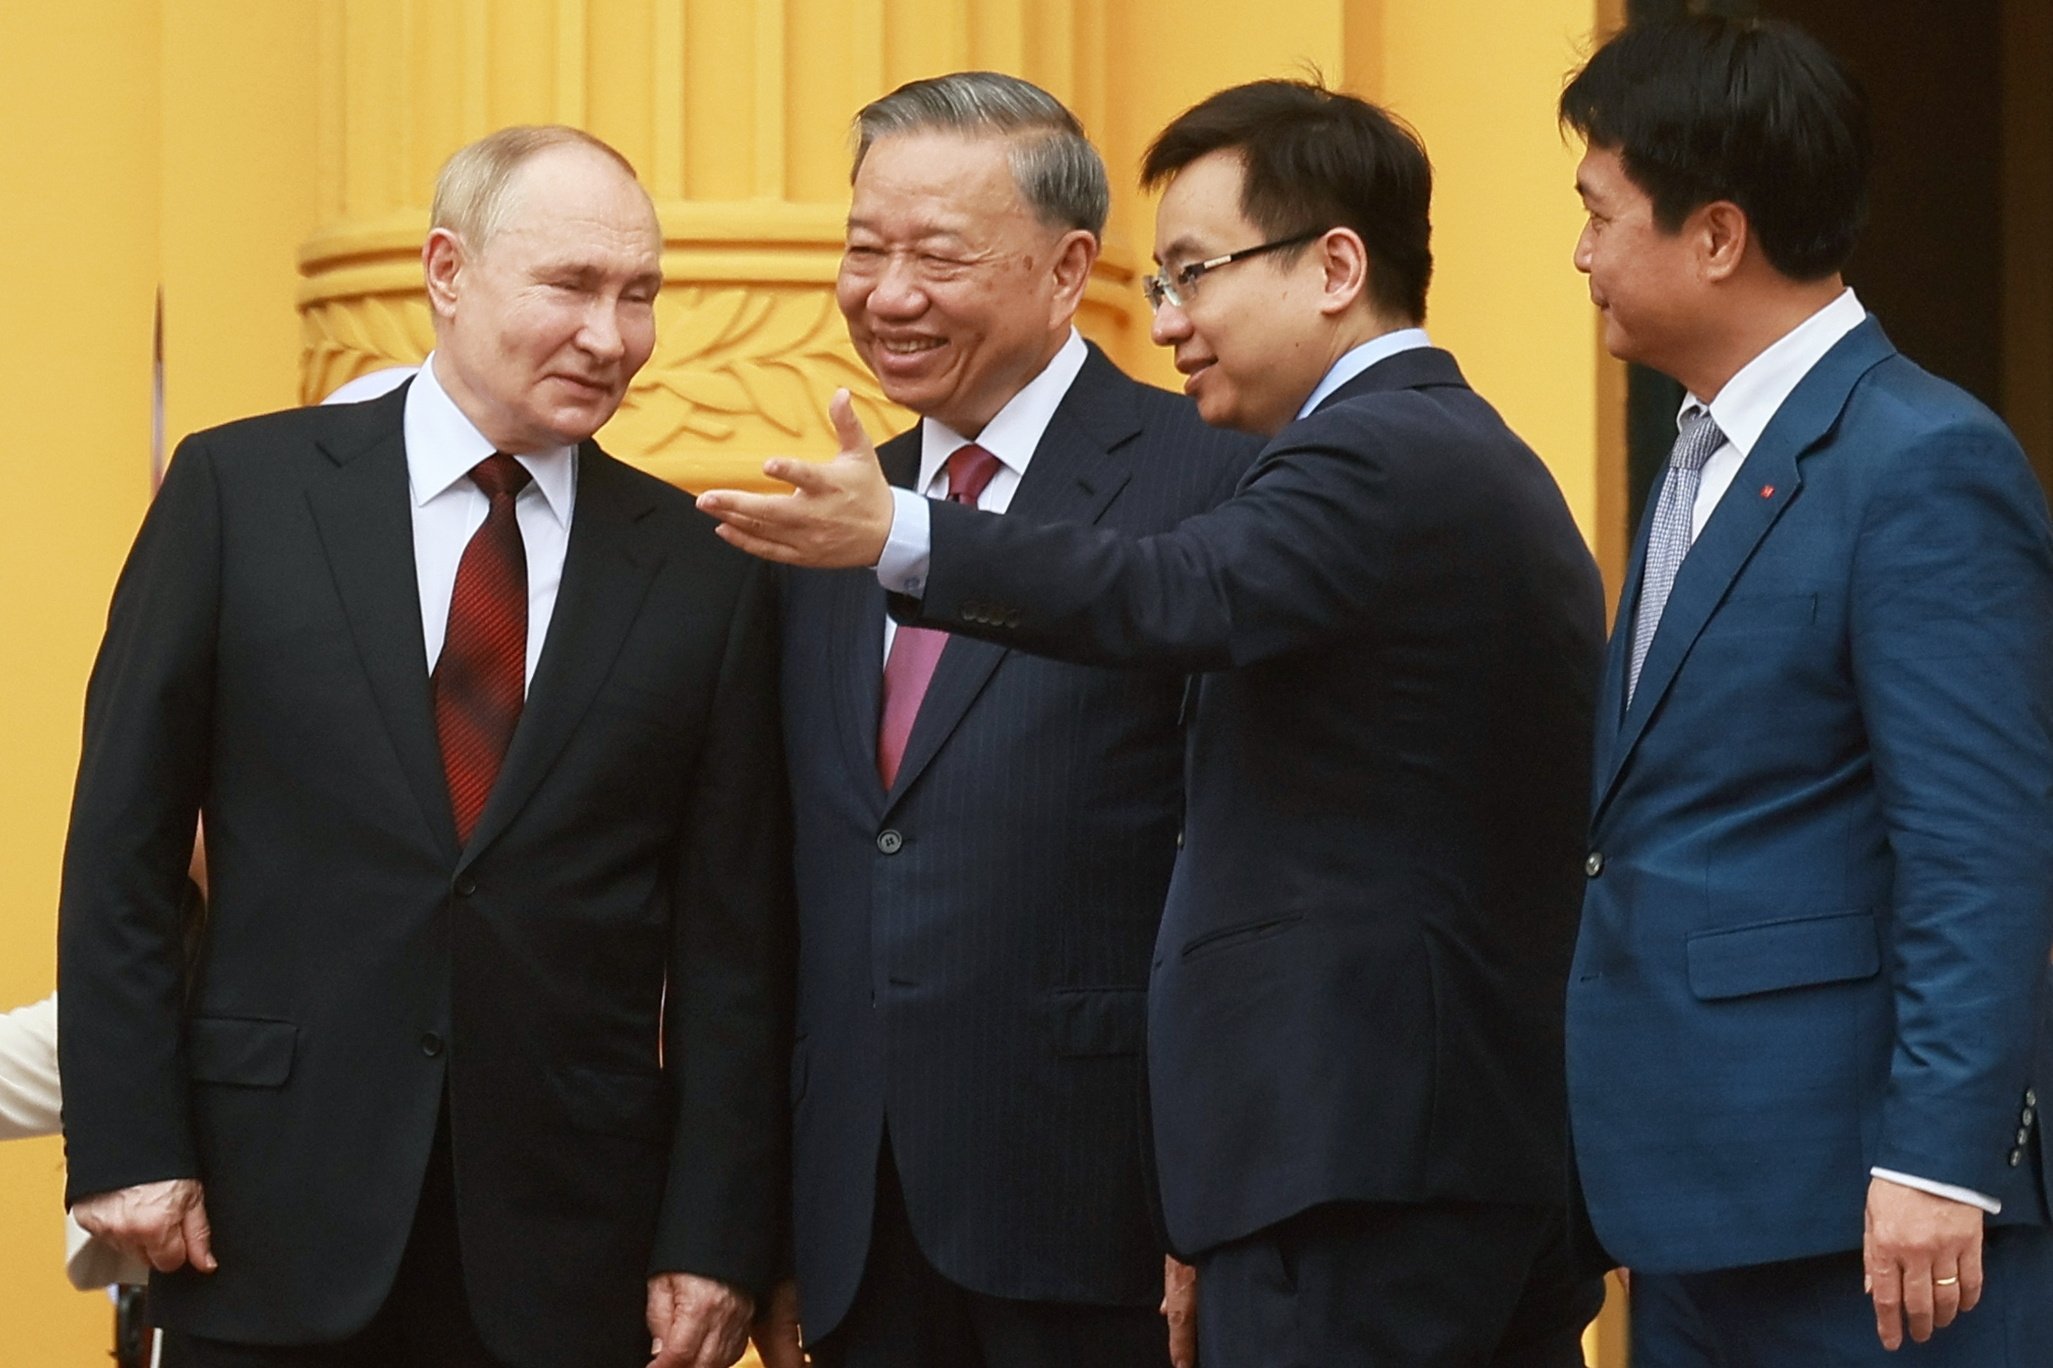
[884,346,1141,806]
[826,567,889,800]
[459,445,666,865]
[1590,489,1660,799]
[304,386,459,857]
[1593,319,1896,825]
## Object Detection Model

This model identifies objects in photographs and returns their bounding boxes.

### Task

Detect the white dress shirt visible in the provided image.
[1296,328,1432,419]
[1679,289,1998,1215]
[1683,288,1865,540]
[405,354,577,690]
[875,328,1088,634]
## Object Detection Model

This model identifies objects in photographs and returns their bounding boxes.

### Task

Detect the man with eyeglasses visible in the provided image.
[701,80,1606,1364]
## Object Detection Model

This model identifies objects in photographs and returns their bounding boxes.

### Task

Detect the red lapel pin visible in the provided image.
[1760,484,1776,499]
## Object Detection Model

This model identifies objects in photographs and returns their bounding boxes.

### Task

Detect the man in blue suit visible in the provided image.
[767,74,1254,1368]
[702,81,1606,1366]
[1561,16,2053,1364]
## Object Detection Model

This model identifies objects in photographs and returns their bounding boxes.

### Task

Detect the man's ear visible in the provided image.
[1048,228,1100,322]
[1697,201,1750,284]
[1316,228,1370,318]
[423,228,466,319]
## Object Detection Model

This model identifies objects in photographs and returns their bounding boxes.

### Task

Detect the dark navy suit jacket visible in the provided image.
[1569,318,2053,1274]
[904,347,1605,1256]
[780,344,1254,1336]
[58,386,793,1366]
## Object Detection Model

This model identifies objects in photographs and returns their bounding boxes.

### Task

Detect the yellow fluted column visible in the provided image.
[297,0,1140,491]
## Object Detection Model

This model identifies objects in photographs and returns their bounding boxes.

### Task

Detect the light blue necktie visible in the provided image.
[1628,406,1726,704]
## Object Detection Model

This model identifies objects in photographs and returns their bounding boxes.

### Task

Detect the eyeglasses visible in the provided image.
[1140,230,1323,311]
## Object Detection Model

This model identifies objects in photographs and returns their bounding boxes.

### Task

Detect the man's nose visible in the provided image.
[579,300,629,360]
[1149,298,1191,349]
[867,257,927,318]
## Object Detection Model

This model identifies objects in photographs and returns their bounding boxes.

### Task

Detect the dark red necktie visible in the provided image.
[435,453,533,843]
[876,443,1002,789]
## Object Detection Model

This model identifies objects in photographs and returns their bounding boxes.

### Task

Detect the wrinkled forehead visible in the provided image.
[491,145,662,249]
[849,131,1037,233]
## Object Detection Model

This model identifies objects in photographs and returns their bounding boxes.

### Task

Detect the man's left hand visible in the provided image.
[1162,1255,1198,1368]
[1863,1175,1985,1350]
[696,390,894,569]
[646,1271,753,1368]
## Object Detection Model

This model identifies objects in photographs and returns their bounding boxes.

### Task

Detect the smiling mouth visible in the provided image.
[877,337,945,356]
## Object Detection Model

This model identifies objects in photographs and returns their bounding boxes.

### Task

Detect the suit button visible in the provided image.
[2026,1107,2037,1127]
[1004,609,1022,628]
[420,1032,445,1058]
[2010,1149,2024,1167]
[2020,1128,2033,1146]
[876,829,904,855]
[1584,852,1604,877]
[2029,1089,2039,1108]
[453,875,478,897]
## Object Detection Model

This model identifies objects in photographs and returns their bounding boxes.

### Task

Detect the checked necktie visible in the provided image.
[434,453,533,844]
[876,442,1002,789]
[1628,406,1725,705]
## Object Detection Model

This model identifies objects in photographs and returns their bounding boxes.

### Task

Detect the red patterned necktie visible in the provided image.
[435,453,533,843]
[876,443,1002,789]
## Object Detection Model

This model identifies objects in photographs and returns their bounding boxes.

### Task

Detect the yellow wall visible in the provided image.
[2,6,162,1361]
[0,3,1621,1360]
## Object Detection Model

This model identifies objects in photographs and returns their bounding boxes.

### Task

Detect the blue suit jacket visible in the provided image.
[779,345,1255,1337]
[1569,317,2053,1274]
[906,347,1605,1255]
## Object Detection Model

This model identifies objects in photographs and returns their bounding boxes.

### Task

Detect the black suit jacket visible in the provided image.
[58,385,793,1367]
[780,345,1255,1336]
[906,348,1606,1255]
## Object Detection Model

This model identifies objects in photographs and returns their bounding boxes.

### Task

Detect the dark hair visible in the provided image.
[1142,80,1433,324]
[853,71,1109,237]
[1559,15,1870,281]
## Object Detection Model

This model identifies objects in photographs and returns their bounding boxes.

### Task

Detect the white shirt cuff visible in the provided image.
[1871,1167,2002,1215]
[876,488,933,596]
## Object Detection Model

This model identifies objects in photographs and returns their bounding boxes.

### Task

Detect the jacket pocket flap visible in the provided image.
[187,1016,297,1087]
[1050,987,1146,1058]
[1686,910,1881,1001]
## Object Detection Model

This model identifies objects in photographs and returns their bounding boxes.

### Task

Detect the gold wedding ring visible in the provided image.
[1935,1275,1961,1287]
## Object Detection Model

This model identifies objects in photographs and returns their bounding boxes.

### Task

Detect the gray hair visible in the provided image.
[852,72,1109,237]
[431,125,643,250]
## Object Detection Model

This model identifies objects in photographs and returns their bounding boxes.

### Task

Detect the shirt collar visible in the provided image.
[405,352,577,526]
[916,328,1089,492]
[1297,327,1433,419]
[1687,288,1866,456]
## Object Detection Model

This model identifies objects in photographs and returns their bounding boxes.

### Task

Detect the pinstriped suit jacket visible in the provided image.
[779,344,1255,1338]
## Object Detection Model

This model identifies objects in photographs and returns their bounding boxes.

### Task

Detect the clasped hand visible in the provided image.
[70,1177,216,1274]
